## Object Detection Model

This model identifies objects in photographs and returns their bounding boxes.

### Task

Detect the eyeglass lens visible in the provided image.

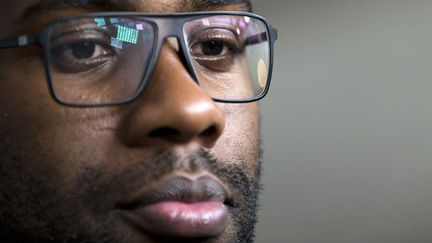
[46,15,271,105]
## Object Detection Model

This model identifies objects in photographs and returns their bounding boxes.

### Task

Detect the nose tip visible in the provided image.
[119,41,225,148]
[146,100,225,147]
[121,93,225,148]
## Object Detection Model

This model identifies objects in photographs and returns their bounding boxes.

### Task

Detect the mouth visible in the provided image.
[115,174,233,238]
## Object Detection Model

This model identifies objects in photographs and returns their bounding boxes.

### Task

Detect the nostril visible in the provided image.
[148,125,219,143]
[148,127,181,138]
[201,125,218,138]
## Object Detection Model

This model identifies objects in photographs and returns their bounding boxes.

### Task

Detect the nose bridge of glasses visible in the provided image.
[148,17,200,85]
[152,18,189,63]
[153,18,185,43]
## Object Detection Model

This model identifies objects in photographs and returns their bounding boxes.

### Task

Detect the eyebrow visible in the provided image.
[21,0,252,19]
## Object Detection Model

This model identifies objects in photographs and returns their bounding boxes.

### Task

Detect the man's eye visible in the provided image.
[54,40,112,62]
[187,27,245,72]
[190,37,243,72]
[69,41,98,59]
[50,39,114,73]
[201,40,227,56]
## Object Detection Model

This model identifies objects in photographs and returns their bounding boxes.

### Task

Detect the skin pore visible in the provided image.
[0,0,262,242]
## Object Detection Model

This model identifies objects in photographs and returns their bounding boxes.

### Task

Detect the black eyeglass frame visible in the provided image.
[0,11,278,107]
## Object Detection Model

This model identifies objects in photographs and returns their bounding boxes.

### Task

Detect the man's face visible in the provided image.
[0,0,262,242]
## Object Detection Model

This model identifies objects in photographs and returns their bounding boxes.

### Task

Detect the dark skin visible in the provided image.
[0,0,261,242]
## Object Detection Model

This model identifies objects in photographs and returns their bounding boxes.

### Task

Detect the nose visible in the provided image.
[119,40,225,148]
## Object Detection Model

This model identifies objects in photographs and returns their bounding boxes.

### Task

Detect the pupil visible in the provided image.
[72,41,95,59]
[202,40,224,55]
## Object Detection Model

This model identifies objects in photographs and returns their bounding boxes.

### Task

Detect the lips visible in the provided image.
[116,174,233,238]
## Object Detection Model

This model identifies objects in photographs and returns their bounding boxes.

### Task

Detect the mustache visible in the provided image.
[73,149,250,213]
[68,148,261,243]
[0,148,261,243]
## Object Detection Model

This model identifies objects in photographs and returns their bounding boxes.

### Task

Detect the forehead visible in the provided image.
[0,0,251,35]
[9,0,251,16]
[0,0,251,37]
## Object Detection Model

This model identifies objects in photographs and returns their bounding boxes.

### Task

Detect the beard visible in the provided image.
[0,146,263,243]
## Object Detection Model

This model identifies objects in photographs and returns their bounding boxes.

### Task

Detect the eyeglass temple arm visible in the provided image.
[0,34,38,49]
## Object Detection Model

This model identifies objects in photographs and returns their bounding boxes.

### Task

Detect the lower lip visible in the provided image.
[121,201,228,238]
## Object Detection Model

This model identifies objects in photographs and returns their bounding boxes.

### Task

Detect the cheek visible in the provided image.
[0,50,52,114]
[1,78,115,187]
[214,103,260,180]
[0,53,58,177]
[0,114,122,194]
[0,50,123,183]
[0,53,65,174]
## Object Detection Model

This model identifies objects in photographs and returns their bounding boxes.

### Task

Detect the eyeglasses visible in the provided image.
[0,11,277,107]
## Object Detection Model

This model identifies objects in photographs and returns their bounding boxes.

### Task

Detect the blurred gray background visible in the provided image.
[254,0,432,243]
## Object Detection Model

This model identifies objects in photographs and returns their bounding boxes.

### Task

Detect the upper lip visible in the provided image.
[116,174,233,210]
